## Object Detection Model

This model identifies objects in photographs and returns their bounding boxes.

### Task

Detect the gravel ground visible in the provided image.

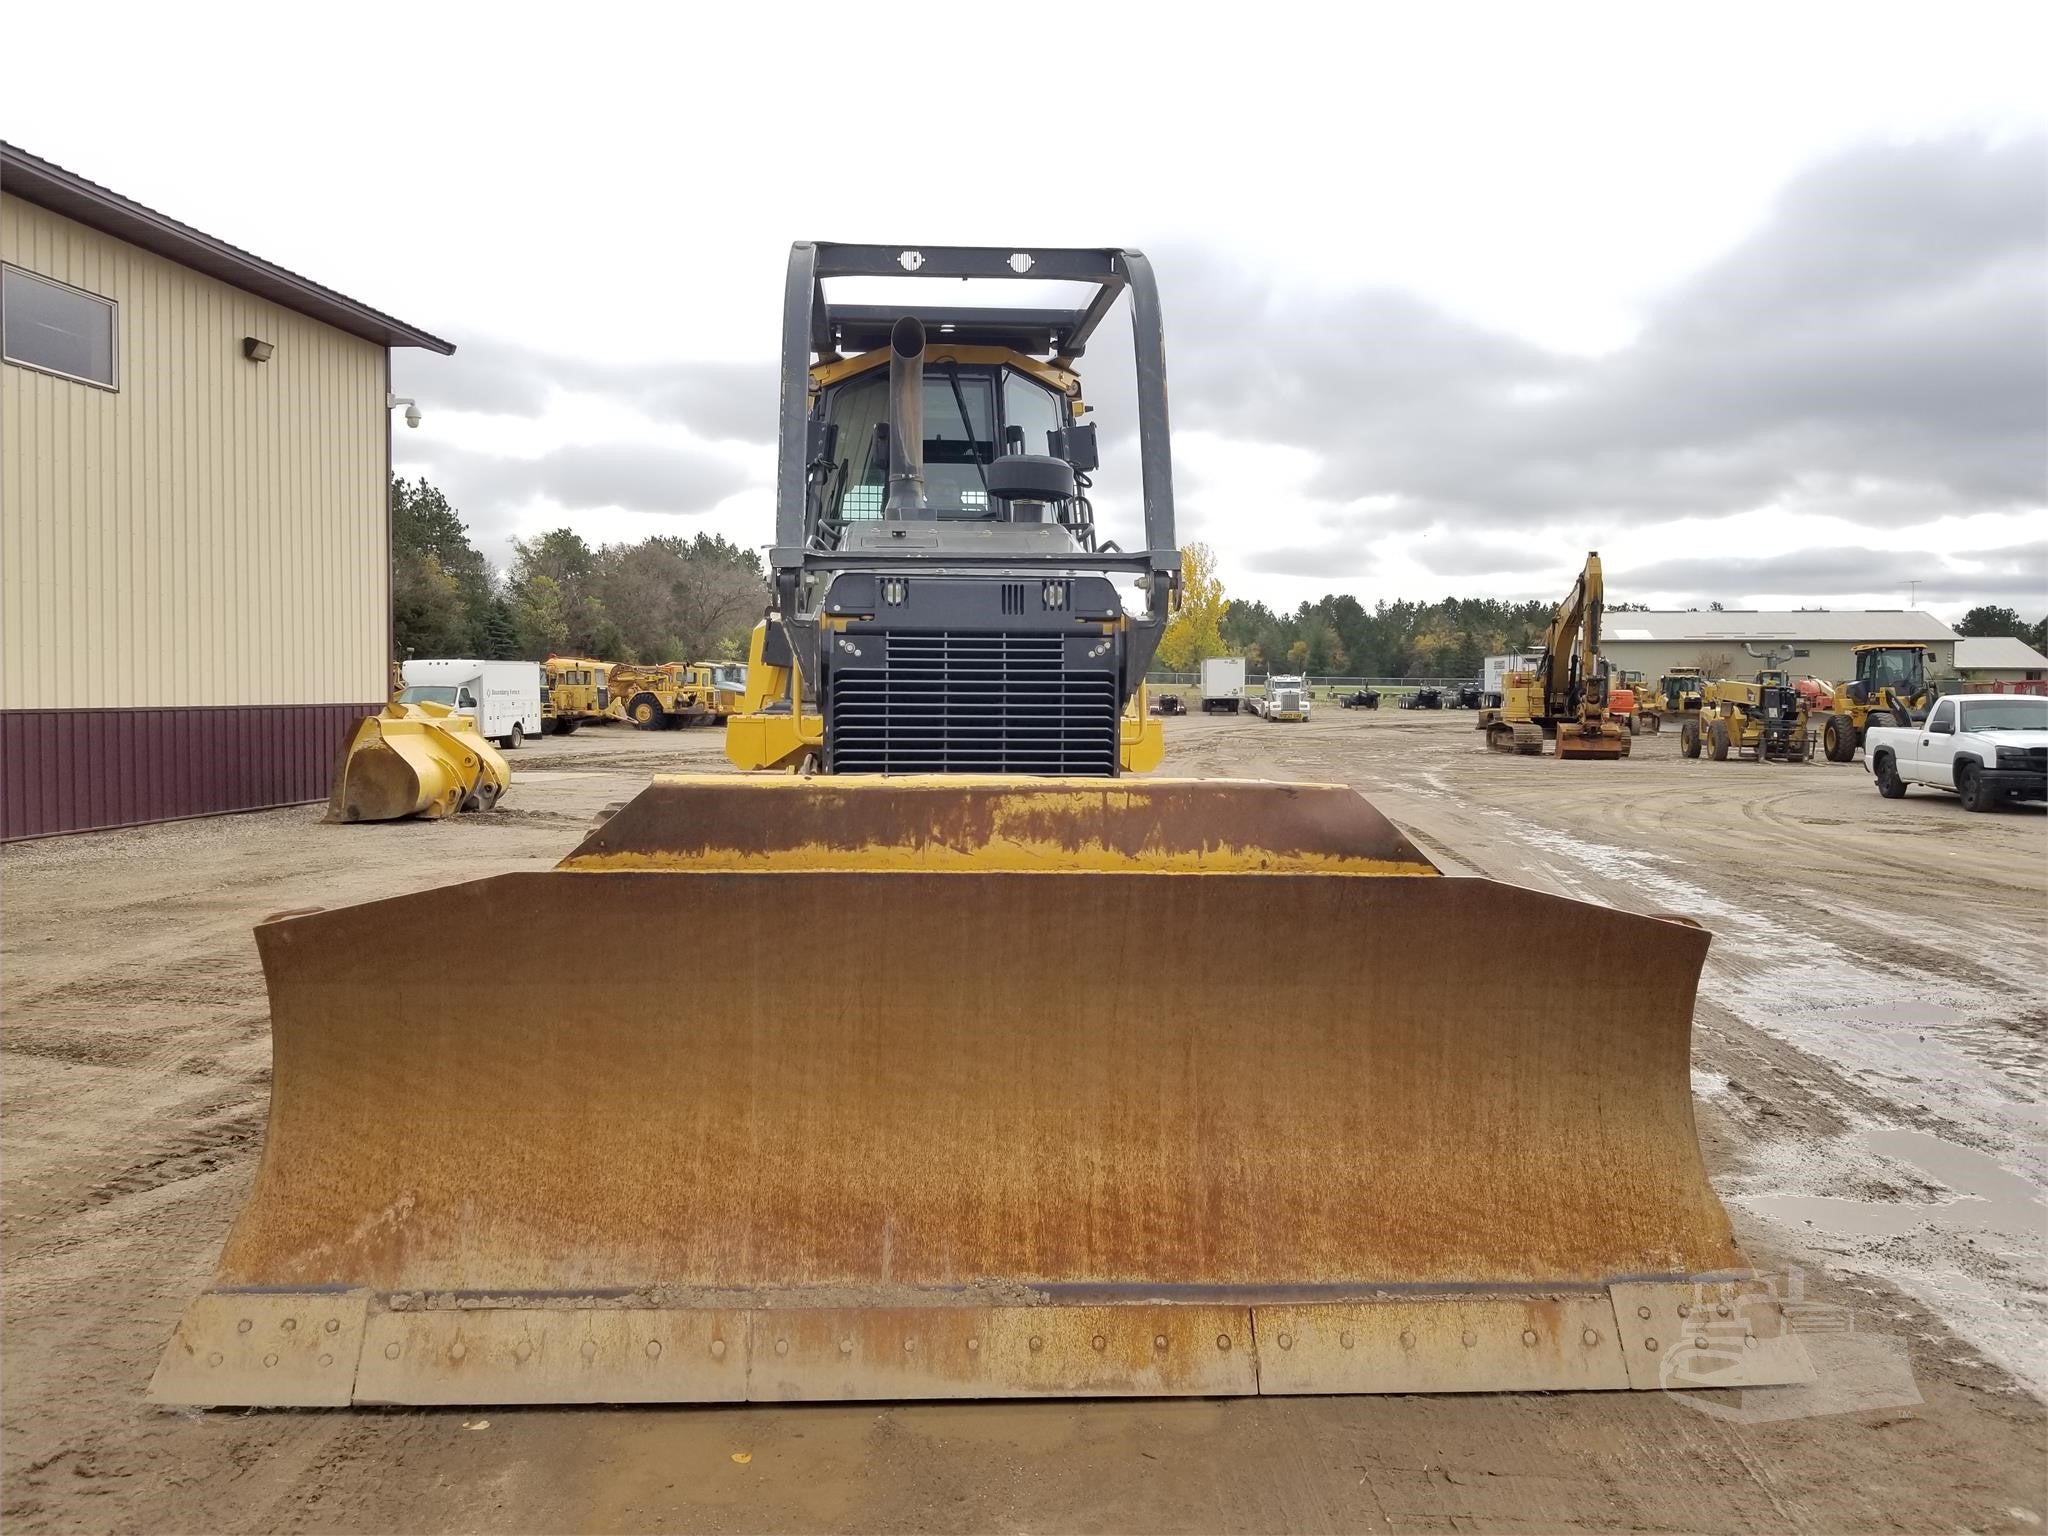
[3,710,2042,1535]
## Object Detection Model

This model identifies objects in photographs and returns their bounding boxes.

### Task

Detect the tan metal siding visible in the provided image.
[2,193,387,711]
[1602,639,1957,684]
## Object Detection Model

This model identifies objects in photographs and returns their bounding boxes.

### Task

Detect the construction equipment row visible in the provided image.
[1672,645,1940,767]
[155,243,1805,1409]
[540,657,748,732]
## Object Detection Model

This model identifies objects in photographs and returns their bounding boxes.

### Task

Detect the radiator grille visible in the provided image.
[828,632,1119,775]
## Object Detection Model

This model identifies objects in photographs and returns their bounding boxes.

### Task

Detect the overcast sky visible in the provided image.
[9,3,2044,623]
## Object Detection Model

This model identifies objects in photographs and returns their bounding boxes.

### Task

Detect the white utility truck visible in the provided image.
[1866,693,2047,812]
[1200,657,1248,714]
[398,660,544,750]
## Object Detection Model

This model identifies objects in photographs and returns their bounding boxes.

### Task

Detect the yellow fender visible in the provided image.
[326,703,511,823]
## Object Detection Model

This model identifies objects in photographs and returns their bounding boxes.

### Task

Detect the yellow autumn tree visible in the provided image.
[1155,542,1230,672]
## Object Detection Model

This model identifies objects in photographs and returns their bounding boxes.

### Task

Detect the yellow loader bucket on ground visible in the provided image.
[152,778,1809,1407]
[326,703,510,823]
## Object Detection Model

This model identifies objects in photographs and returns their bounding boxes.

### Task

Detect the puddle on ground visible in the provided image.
[1742,1126,2044,1238]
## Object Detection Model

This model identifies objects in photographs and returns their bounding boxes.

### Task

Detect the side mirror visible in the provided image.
[1929,718,1952,735]
[1049,421,1099,473]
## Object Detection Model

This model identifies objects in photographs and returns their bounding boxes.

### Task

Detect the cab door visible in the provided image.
[1918,697,1958,789]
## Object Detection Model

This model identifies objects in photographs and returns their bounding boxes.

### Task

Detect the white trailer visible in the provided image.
[1200,657,1248,714]
[398,660,543,749]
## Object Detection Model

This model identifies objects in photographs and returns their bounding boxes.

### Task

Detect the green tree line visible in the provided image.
[1955,605,2048,652]
[1217,594,1562,679]
[391,477,767,663]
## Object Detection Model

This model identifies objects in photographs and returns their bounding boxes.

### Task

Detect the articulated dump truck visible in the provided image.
[152,245,1810,1408]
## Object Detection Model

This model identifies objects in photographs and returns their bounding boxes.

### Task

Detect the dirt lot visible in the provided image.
[4,710,2043,1534]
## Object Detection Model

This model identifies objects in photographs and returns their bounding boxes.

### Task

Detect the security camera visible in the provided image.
[387,393,423,429]
[404,403,422,430]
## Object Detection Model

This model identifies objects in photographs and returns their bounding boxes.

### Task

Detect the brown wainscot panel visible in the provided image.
[0,704,379,841]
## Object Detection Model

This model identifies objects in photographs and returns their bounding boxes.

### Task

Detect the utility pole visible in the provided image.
[1907,580,1919,608]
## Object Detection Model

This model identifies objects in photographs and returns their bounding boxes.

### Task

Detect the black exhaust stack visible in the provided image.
[884,316,928,518]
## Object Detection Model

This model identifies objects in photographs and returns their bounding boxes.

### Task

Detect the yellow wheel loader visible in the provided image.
[1480,553,1633,758]
[325,701,510,822]
[1819,643,1940,762]
[153,245,1806,1409]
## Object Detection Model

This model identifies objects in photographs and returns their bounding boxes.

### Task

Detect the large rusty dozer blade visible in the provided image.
[153,778,1808,1407]
[326,703,509,823]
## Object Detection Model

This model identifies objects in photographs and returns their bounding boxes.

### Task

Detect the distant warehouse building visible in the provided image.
[1,143,454,839]
[1954,637,2048,686]
[1601,610,1958,686]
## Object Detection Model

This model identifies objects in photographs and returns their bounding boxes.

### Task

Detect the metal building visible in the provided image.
[1601,609,1958,688]
[1954,637,2048,685]
[1,143,454,839]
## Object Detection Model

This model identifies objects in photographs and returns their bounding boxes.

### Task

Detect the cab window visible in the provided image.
[1003,372,1064,456]
[1926,699,1954,733]
[814,363,1067,528]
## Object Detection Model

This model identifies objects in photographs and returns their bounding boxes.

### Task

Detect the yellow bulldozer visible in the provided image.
[151,244,1806,1409]
[1480,553,1632,758]
[1819,643,1941,761]
[1657,667,1707,722]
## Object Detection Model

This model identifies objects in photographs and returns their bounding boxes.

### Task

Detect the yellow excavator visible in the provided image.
[1481,553,1632,757]
[151,245,1805,1408]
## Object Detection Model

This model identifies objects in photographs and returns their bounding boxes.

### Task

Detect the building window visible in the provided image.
[2,266,118,388]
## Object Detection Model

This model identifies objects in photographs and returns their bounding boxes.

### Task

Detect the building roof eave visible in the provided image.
[1,142,455,356]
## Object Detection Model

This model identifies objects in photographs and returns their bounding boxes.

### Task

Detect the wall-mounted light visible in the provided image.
[242,337,275,362]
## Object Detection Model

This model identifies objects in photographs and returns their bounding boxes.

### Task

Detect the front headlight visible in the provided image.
[1996,746,2029,768]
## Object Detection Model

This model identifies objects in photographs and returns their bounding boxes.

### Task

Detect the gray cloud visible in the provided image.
[395,340,777,444]
[1410,538,1554,579]
[1163,136,2046,536]
[1616,540,2048,607]
[396,440,756,561]
[1243,543,1379,579]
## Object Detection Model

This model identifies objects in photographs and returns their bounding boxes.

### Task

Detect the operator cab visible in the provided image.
[815,363,1071,523]
[1848,644,1928,700]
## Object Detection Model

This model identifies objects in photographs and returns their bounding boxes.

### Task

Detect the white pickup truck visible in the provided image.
[1866,693,2048,812]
